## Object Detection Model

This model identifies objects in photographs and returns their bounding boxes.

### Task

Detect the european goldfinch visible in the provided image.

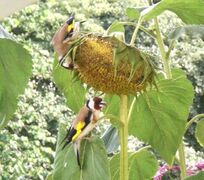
[63,16,75,41]
[58,16,82,69]
[61,97,106,167]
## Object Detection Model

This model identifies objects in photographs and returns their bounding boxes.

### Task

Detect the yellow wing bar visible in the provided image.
[72,121,85,141]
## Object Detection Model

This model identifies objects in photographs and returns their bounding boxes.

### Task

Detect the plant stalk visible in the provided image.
[130,17,143,46]
[178,142,187,180]
[119,95,128,180]
[154,16,186,179]
[186,113,204,130]
[154,18,172,79]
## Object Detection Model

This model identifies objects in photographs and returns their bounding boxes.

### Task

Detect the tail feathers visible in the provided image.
[59,136,67,147]
[61,140,71,150]
[59,127,71,149]
[76,149,81,168]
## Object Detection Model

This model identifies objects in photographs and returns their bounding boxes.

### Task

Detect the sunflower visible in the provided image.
[65,34,156,95]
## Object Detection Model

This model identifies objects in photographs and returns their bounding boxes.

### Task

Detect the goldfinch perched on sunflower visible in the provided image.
[60,97,106,168]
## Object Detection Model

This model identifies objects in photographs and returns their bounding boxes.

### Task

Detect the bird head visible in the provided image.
[86,97,106,111]
[63,15,84,43]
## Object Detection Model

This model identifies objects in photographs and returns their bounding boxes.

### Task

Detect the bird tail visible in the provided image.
[76,148,81,168]
[61,139,71,150]
[74,141,81,168]
[59,127,71,150]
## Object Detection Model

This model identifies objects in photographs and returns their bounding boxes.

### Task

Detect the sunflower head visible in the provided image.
[65,34,156,95]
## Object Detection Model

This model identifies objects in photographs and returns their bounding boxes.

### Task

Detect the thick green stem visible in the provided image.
[119,95,128,180]
[178,142,187,180]
[154,18,172,79]
[154,16,186,178]
[127,97,136,122]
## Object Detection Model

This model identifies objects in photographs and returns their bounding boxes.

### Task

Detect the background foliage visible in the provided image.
[0,0,204,179]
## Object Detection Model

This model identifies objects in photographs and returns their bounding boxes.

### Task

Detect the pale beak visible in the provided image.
[99,101,107,107]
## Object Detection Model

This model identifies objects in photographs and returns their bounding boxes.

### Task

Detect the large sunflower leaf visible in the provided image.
[53,57,86,113]
[141,0,204,24]
[0,38,32,129]
[129,69,194,164]
[110,149,158,180]
[53,123,111,180]
[104,94,120,118]
[128,149,158,180]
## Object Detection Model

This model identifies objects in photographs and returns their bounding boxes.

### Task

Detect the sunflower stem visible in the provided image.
[119,95,129,180]
[154,16,186,179]
[178,142,187,180]
[154,17,172,79]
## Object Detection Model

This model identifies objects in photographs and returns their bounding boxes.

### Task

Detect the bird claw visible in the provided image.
[82,137,92,141]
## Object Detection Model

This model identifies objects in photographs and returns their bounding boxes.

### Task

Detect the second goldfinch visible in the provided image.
[61,97,106,167]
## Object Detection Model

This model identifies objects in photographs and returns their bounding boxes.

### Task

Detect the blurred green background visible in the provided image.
[0,0,204,179]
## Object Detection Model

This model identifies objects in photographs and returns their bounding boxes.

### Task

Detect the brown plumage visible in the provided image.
[61,97,106,167]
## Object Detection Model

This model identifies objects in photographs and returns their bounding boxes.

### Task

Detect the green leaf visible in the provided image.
[195,120,204,147]
[104,95,121,127]
[110,149,158,180]
[129,69,194,164]
[169,25,204,40]
[53,56,86,113]
[107,21,125,35]
[141,0,204,24]
[101,126,119,154]
[46,173,53,180]
[53,123,111,180]
[0,38,32,129]
[185,171,204,180]
[129,149,158,180]
[104,94,120,118]
[126,8,140,20]
[109,153,120,180]
[102,36,155,85]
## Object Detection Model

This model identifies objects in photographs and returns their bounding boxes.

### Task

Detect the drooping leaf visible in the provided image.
[53,123,111,180]
[169,25,204,41]
[141,0,204,24]
[185,171,204,180]
[53,56,86,113]
[110,149,158,180]
[107,21,125,35]
[195,120,204,148]
[126,8,141,20]
[129,69,194,164]
[0,38,32,129]
[101,126,119,154]
[106,36,155,84]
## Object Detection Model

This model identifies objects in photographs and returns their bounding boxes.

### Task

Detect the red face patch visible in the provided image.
[93,97,103,110]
